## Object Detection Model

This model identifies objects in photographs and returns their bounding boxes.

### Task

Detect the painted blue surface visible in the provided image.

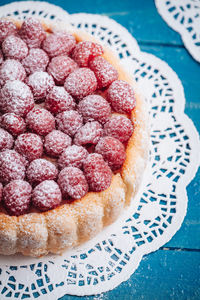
[0,0,200,299]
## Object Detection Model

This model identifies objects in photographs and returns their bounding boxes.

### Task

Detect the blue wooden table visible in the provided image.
[1,0,200,299]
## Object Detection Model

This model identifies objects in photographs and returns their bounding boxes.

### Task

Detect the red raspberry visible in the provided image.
[27,71,54,101]
[78,94,111,124]
[72,41,104,67]
[0,59,26,87]
[89,56,118,88]
[47,55,78,85]
[3,180,32,216]
[0,50,3,65]
[22,48,49,75]
[2,35,28,60]
[45,86,75,114]
[106,80,136,114]
[58,145,88,170]
[42,31,76,57]
[0,19,17,43]
[0,128,14,151]
[0,150,26,185]
[27,158,58,185]
[15,133,43,161]
[0,182,2,202]
[44,130,71,157]
[74,121,103,146]
[32,180,62,211]
[95,136,126,170]
[83,153,112,192]
[26,107,55,136]
[19,18,46,48]
[1,113,26,136]
[58,167,88,199]
[56,110,83,137]
[103,115,134,143]
[64,68,97,100]
[0,80,34,117]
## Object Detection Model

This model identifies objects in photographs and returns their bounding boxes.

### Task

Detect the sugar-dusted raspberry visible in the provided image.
[58,167,88,199]
[56,110,83,137]
[74,121,103,146]
[32,180,62,211]
[0,59,26,87]
[27,158,58,185]
[0,183,2,202]
[3,180,32,216]
[26,107,55,136]
[44,130,71,157]
[1,113,26,136]
[83,153,112,192]
[0,50,3,65]
[95,136,126,170]
[2,35,28,60]
[0,80,34,117]
[89,56,118,88]
[45,86,75,114]
[72,41,104,67]
[42,31,76,57]
[64,68,97,100]
[47,55,78,85]
[0,19,17,43]
[15,133,43,161]
[58,145,88,170]
[0,128,14,151]
[103,115,134,143]
[27,71,54,101]
[19,17,46,48]
[78,95,111,124]
[106,80,136,114]
[22,48,49,75]
[0,150,26,185]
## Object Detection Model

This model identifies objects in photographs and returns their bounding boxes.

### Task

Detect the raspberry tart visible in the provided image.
[0,18,149,257]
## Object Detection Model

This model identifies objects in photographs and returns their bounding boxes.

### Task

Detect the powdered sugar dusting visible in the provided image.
[44,130,71,157]
[27,71,54,100]
[0,59,26,87]
[56,110,83,137]
[22,48,49,75]
[58,145,88,169]
[2,35,28,60]
[74,121,103,146]
[0,127,14,151]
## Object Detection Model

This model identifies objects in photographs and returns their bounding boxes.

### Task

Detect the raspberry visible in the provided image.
[95,136,126,170]
[26,107,55,136]
[45,86,75,114]
[106,80,136,114]
[58,145,88,170]
[15,133,43,161]
[0,183,2,202]
[72,41,104,67]
[0,19,17,43]
[27,158,58,185]
[83,153,112,192]
[2,35,28,60]
[22,48,49,75]
[64,68,97,100]
[47,55,78,85]
[42,31,76,57]
[0,128,14,151]
[78,94,111,124]
[0,50,3,65]
[3,180,32,216]
[89,56,118,88]
[27,71,54,101]
[19,18,46,48]
[1,113,26,136]
[58,167,88,199]
[74,121,103,146]
[56,110,83,137]
[0,150,26,185]
[0,80,34,117]
[103,115,134,143]
[32,180,62,211]
[44,130,71,157]
[0,59,26,87]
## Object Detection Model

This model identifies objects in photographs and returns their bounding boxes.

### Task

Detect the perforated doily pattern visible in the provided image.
[155,0,200,62]
[0,3,199,299]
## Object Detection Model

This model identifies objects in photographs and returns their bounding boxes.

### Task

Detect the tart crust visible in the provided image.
[0,19,149,256]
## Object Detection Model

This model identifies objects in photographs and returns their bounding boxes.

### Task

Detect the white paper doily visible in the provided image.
[0,2,199,299]
[155,0,200,63]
